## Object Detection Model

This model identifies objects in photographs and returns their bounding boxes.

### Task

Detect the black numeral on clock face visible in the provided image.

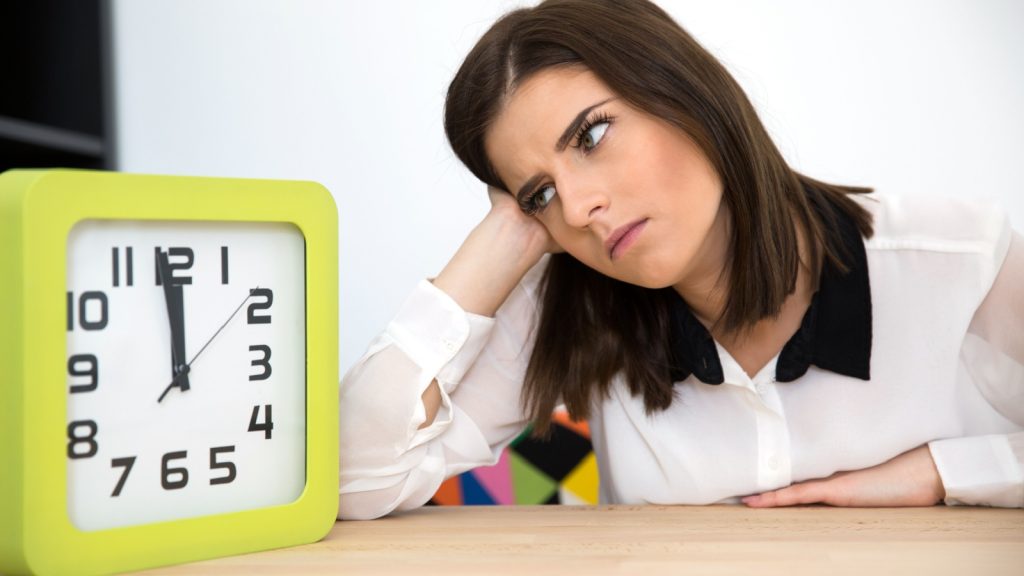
[221,246,229,284]
[112,246,134,287]
[68,354,99,393]
[154,247,194,285]
[67,420,99,459]
[209,446,237,485]
[249,345,272,381]
[248,404,274,439]
[110,456,136,497]
[67,291,109,331]
[161,450,189,490]
[246,288,273,324]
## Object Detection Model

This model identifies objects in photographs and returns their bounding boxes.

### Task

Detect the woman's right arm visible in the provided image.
[338,190,555,520]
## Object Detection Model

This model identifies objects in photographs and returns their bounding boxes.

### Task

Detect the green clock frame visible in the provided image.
[0,169,339,575]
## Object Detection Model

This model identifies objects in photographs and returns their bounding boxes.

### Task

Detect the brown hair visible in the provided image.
[444,0,874,435]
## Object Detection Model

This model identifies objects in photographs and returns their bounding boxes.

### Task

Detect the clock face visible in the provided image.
[65,220,306,531]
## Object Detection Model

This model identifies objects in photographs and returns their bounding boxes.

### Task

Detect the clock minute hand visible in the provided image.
[157,250,191,401]
[157,288,258,403]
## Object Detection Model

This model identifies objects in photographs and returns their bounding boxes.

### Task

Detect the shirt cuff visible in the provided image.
[385,279,496,393]
[928,435,1024,507]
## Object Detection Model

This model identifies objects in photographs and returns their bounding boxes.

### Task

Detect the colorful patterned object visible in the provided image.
[430,411,598,505]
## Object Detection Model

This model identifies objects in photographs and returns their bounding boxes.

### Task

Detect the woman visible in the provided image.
[339,0,1023,520]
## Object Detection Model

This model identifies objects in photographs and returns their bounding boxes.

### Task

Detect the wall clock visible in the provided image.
[0,169,338,575]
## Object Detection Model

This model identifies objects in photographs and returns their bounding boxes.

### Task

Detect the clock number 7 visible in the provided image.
[110,456,136,497]
[248,404,274,439]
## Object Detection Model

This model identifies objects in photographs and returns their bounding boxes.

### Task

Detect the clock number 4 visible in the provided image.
[248,404,274,439]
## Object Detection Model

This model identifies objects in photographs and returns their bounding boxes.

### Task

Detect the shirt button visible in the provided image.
[442,339,456,352]
[755,383,768,395]
[767,456,780,470]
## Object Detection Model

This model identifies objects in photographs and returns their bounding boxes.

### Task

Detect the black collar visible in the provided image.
[666,201,872,384]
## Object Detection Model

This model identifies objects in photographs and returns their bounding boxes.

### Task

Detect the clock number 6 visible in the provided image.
[161,451,189,490]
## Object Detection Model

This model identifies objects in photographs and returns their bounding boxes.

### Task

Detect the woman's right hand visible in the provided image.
[486,185,562,260]
[433,186,559,317]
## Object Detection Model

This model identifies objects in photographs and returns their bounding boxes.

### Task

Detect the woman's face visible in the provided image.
[485,66,729,290]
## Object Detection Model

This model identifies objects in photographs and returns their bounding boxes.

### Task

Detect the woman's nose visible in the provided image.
[558,178,608,229]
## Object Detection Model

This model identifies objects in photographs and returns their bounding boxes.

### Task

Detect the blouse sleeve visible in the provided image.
[337,262,545,519]
[928,225,1024,508]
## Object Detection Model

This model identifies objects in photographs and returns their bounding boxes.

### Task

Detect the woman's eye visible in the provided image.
[581,121,609,151]
[534,186,556,210]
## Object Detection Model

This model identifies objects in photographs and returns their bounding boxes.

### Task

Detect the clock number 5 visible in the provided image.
[210,446,237,485]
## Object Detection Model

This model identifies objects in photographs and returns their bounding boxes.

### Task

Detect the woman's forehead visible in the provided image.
[485,68,616,185]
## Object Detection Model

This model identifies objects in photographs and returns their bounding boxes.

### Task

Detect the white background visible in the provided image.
[110,0,1024,374]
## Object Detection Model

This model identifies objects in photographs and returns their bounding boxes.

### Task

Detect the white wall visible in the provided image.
[112,0,1024,374]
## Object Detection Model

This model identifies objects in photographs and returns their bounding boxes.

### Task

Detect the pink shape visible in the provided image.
[471,449,514,505]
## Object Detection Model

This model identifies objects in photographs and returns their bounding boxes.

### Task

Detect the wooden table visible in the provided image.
[144,505,1024,575]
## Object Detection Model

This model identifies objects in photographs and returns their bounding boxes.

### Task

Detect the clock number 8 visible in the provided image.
[67,420,98,459]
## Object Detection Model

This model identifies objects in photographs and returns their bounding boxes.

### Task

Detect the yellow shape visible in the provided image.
[561,452,599,504]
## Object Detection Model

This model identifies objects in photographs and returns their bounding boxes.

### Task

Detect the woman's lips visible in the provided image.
[605,218,648,260]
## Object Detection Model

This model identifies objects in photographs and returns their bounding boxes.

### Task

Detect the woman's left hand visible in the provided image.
[741,445,946,508]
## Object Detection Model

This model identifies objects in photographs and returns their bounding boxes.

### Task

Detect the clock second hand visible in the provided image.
[157,288,260,403]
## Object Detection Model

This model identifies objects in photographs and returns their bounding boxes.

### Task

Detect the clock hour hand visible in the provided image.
[158,288,257,403]
[157,250,191,402]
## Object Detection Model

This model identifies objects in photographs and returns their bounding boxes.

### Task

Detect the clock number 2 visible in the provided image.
[247,288,273,324]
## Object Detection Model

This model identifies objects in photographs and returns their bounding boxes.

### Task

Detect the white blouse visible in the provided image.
[338,193,1024,520]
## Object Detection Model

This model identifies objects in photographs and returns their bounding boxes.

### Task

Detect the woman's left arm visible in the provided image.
[747,229,1024,509]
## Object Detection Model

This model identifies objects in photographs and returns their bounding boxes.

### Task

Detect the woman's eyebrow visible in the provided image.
[513,98,615,202]
[554,98,614,152]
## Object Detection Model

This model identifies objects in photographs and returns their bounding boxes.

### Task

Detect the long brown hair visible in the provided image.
[444,0,874,435]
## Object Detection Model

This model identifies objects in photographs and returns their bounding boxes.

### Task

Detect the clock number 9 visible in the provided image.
[68,354,98,393]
